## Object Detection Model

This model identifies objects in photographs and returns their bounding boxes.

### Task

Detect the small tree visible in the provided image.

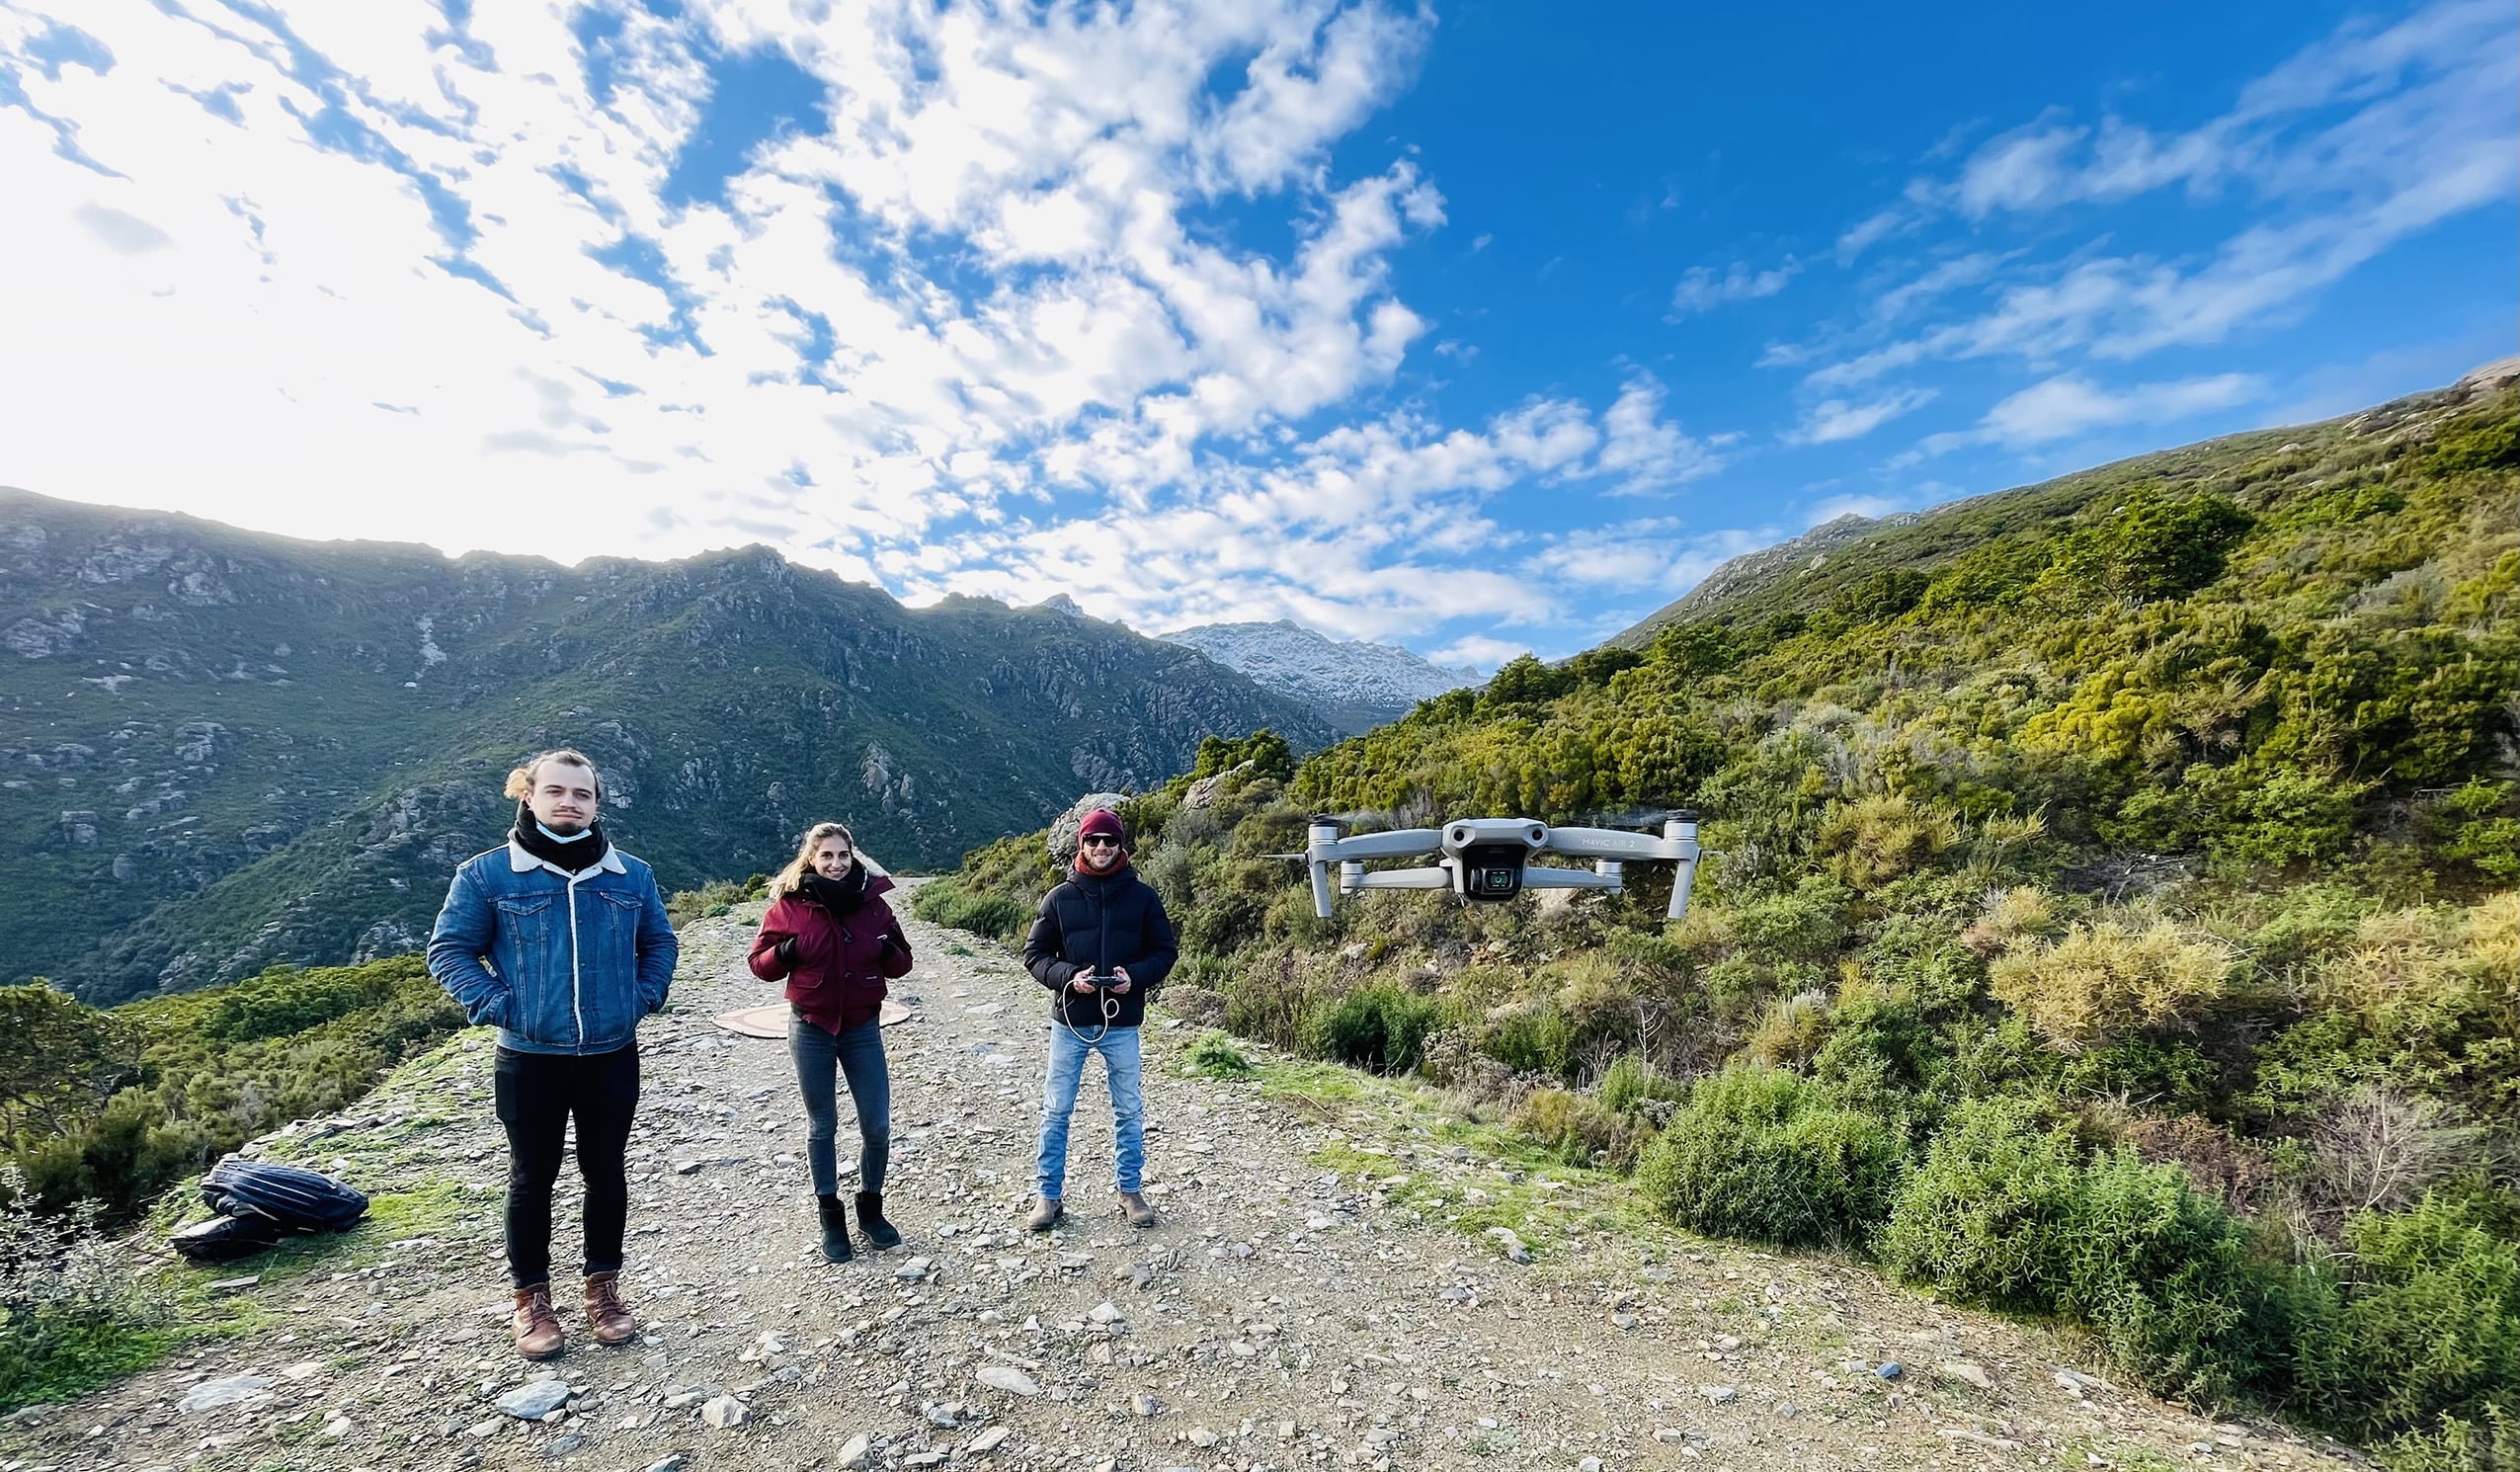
[0,985,135,1148]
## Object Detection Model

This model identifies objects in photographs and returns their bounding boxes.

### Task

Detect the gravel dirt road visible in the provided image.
[1,894,2364,1472]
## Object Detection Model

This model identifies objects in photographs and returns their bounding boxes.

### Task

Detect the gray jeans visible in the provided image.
[788,1014,890,1196]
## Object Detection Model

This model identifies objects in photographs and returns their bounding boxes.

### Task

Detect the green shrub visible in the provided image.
[1635,1066,1907,1249]
[1301,983,1444,1074]
[2059,1148,2272,1404]
[1515,1086,1647,1170]
[910,878,1029,939]
[0,1166,168,1413]
[1484,1000,1579,1079]
[1880,1097,2083,1310]
[1179,891,1264,956]
[1811,994,1951,1118]
[1887,1100,2285,1405]
[1220,961,1317,1053]
[666,877,750,929]
[1862,915,1985,1014]
[2057,1034,2222,1114]
[2429,410,2520,473]
[1184,1029,1254,1079]
[2292,1185,2520,1441]
[4,960,461,1221]
[1598,1053,1685,1114]
[2379,1403,2516,1472]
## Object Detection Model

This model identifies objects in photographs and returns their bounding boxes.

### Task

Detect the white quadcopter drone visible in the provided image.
[1293,811,1703,921]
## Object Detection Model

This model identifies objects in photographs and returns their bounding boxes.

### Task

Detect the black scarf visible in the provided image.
[799,864,869,916]
[510,801,610,872]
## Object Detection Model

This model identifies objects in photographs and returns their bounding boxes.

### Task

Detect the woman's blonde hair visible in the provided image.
[504,748,603,801]
[770,821,857,897]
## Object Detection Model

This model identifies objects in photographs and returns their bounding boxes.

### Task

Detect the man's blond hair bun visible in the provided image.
[505,748,602,801]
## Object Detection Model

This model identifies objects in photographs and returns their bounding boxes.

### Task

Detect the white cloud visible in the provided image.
[1785,387,1937,445]
[1593,372,1730,494]
[1526,521,1767,598]
[1804,0,2516,394]
[1833,208,1906,264]
[0,0,1746,656]
[1668,257,1799,317]
[1427,634,1528,672]
[1918,371,2265,453]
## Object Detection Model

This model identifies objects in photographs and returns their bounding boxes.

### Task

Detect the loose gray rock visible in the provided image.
[1484,1226,1532,1264]
[977,1364,1040,1396]
[494,1379,571,1420]
[837,1432,873,1468]
[700,1394,751,1430]
[177,1374,276,1413]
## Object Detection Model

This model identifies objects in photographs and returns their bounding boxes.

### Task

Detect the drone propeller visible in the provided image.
[1569,806,1690,831]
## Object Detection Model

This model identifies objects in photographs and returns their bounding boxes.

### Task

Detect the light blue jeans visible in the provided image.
[1034,1023,1144,1198]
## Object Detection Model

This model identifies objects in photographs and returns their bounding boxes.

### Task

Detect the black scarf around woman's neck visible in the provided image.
[799,864,869,915]
[511,801,610,872]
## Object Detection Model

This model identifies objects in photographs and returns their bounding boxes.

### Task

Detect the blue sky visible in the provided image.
[2,0,2511,667]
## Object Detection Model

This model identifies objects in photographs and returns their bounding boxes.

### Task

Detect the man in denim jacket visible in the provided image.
[429,747,677,1358]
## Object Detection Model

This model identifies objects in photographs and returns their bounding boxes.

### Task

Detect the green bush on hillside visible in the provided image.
[0,1166,168,1413]
[1636,1066,1907,1250]
[910,878,1031,940]
[2290,1184,2520,1442]
[1879,1097,2084,1310]
[1301,983,1445,1075]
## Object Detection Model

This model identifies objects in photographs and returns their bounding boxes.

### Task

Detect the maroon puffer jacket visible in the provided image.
[748,872,913,1032]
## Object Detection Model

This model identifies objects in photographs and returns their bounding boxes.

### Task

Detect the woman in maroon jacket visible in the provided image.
[748,822,914,1261]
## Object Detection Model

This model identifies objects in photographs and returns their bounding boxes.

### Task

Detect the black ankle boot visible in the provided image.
[815,1193,853,1262]
[854,1190,901,1251]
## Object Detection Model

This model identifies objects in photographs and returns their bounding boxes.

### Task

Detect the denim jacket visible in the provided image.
[427,839,679,1056]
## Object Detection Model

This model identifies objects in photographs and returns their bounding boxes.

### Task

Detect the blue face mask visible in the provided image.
[535,822,593,843]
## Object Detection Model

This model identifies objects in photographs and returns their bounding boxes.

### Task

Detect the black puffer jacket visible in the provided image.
[1023,864,1179,1029]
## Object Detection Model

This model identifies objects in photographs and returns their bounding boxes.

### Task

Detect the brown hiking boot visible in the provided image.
[583,1270,636,1346]
[1024,1195,1065,1233]
[1118,1190,1157,1229]
[511,1283,564,1359]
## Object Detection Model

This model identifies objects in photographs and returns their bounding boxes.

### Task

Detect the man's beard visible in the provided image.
[538,817,589,838]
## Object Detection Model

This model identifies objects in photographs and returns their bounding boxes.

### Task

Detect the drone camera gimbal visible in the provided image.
[1299,811,1702,921]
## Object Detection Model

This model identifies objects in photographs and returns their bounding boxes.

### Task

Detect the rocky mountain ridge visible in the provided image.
[0,489,1331,1002]
[1158,619,1479,735]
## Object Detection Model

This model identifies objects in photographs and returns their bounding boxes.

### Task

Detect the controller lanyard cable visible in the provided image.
[1054,980,1120,1047]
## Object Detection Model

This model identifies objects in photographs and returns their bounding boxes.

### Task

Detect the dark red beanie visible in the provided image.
[1078,808,1125,843]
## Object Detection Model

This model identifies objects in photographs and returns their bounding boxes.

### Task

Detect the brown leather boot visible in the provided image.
[511,1282,564,1359]
[1118,1190,1158,1228]
[583,1270,636,1346]
[1024,1195,1065,1233]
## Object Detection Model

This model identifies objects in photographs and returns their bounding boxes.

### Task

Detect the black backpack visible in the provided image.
[170,1211,287,1263]
[200,1157,369,1234]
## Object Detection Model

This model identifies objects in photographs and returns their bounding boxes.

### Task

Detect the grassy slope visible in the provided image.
[919,375,2520,1460]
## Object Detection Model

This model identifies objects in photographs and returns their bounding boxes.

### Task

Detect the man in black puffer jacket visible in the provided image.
[1022,807,1178,1232]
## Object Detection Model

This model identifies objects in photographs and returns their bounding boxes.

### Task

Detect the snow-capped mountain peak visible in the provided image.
[1160,620,1480,735]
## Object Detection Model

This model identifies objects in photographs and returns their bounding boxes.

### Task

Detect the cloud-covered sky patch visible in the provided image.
[1,0,2509,668]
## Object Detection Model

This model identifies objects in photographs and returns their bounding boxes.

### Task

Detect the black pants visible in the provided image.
[494,1043,639,1289]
